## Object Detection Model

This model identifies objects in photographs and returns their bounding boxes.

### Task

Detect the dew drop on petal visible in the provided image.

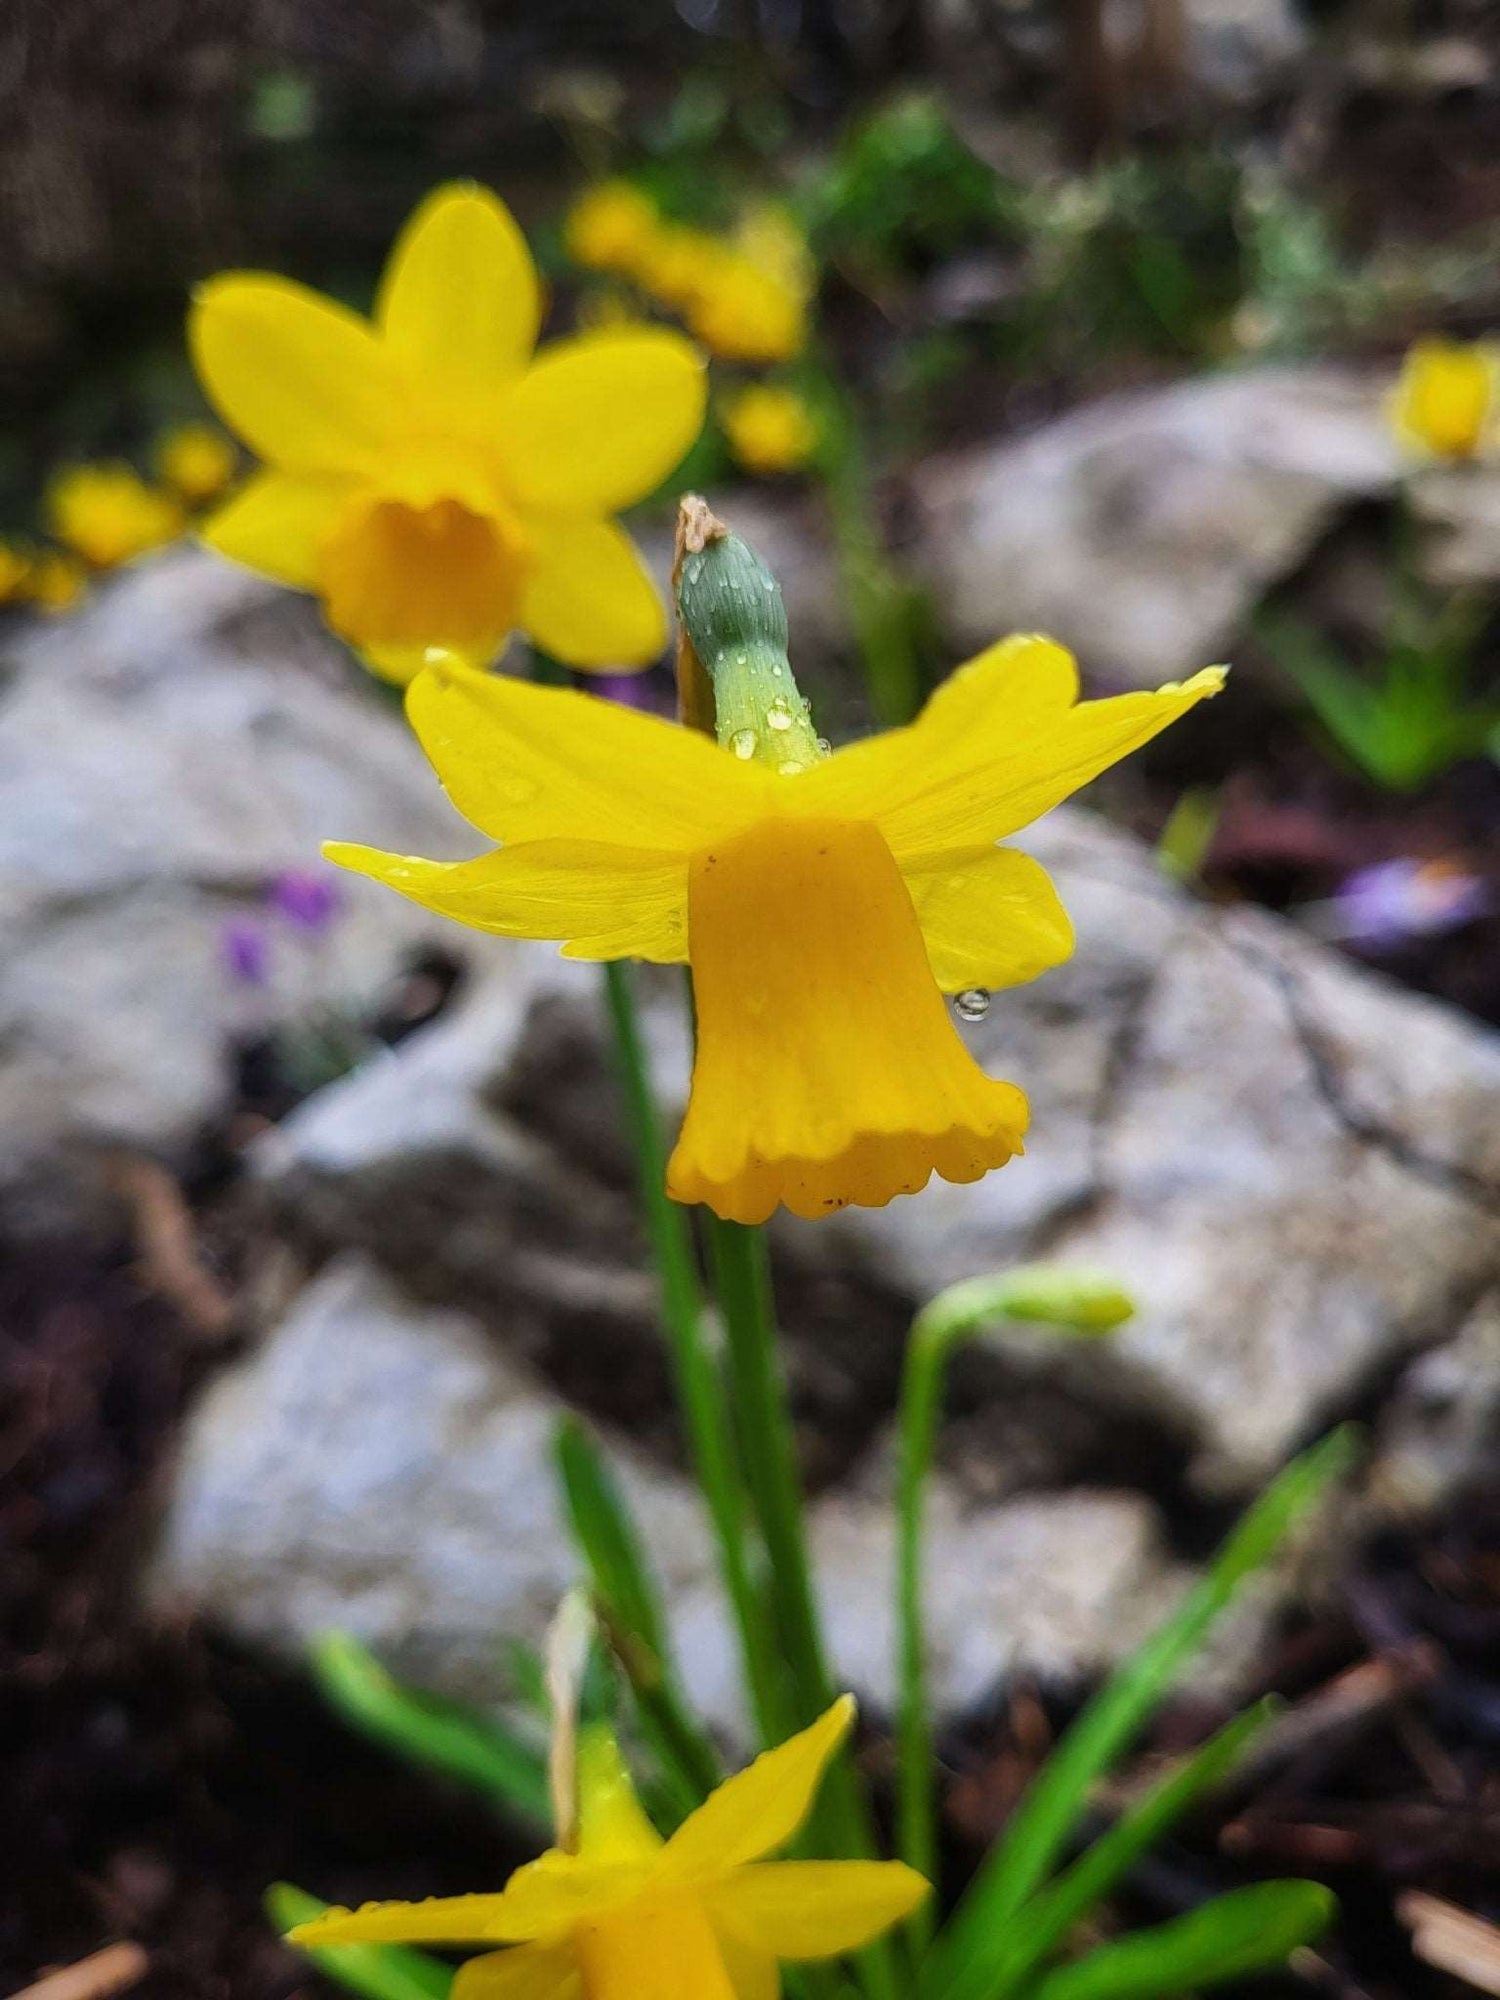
[954,988,991,1023]
[730,728,758,759]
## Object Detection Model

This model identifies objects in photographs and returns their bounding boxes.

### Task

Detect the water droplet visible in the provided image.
[766,701,794,732]
[778,758,808,776]
[816,736,832,756]
[771,662,784,676]
[735,650,748,668]
[730,728,758,760]
[954,988,991,1023]
[686,557,703,585]
[763,575,776,591]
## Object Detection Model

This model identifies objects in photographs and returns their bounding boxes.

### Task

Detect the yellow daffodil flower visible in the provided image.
[689,254,807,365]
[289,1697,926,1999]
[636,223,728,313]
[1390,336,1500,461]
[325,634,1222,1223]
[26,551,87,612]
[565,180,660,277]
[189,182,707,681]
[0,538,31,602]
[723,386,819,476]
[46,464,183,569]
[156,421,238,505]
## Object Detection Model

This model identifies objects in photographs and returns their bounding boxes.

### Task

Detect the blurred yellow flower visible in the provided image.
[689,254,808,365]
[26,551,87,612]
[289,1698,926,2000]
[190,182,707,682]
[326,638,1222,1222]
[565,179,659,276]
[0,538,31,602]
[1390,336,1499,461]
[157,422,238,505]
[46,465,183,569]
[722,385,819,475]
[636,223,727,312]
[577,286,648,332]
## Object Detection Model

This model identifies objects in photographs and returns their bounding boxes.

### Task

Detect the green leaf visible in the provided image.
[554,1417,722,1816]
[981,1701,1278,2000]
[310,1631,550,1828]
[926,1429,1356,2000]
[1028,1880,1336,2000]
[266,1884,454,2000]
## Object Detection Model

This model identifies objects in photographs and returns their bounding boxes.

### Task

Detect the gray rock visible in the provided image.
[251,808,1500,1501]
[1371,1294,1500,1514]
[0,550,469,1236]
[151,1256,1187,1733]
[909,367,1400,689]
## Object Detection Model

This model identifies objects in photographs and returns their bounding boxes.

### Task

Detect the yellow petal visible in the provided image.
[289,1893,523,1947]
[402,656,769,850]
[501,330,707,514]
[713,1930,780,2000]
[708,1862,930,1960]
[906,846,1074,992]
[576,1729,667,1865]
[323,841,689,962]
[521,518,666,669]
[801,643,1223,863]
[666,820,1028,1224]
[454,1945,582,2000]
[190,275,392,474]
[377,182,541,404]
[574,1896,737,2000]
[663,1699,855,1880]
[199,470,348,588]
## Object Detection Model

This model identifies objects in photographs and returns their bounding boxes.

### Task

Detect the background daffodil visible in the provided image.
[287,1696,926,1999]
[1390,336,1499,461]
[189,182,707,682]
[325,634,1222,1223]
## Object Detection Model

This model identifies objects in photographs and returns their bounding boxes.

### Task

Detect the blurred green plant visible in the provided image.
[1263,586,1498,793]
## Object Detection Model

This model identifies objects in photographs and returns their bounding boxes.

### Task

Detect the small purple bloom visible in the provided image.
[1333,857,1488,951]
[221,916,271,987]
[590,669,675,717]
[269,866,342,934]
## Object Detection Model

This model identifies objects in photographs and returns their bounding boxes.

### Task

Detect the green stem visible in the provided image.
[600,961,787,1746]
[895,1270,1135,1953]
[706,1216,902,2000]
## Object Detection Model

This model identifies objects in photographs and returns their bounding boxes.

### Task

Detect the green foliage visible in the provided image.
[266,1886,453,2000]
[1264,588,1498,793]
[924,1428,1354,2000]
[805,95,1018,280]
[1029,1881,1337,2000]
[310,1631,550,1828]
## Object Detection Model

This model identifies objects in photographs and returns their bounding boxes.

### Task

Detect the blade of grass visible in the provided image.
[976,1700,1277,2000]
[925,1427,1356,1999]
[310,1632,550,1828]
[555,1415,723,1817]
[266,1885,453,2000]
[1028,1880,1336,2000]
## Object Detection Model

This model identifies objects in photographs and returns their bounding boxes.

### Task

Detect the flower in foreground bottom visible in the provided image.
[189,181,705,681]
[288,1697,925,1999]
[326,637,1221,1222]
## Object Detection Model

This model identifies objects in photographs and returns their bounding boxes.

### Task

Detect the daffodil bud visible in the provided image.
[916,1264,1136,1349]
[674,500,825,773]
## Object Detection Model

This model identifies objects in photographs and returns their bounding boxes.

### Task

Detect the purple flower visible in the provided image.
[590,669,675,717]
[269,866,342,934]
[221,916,271,987]
[1333,858,1488,951]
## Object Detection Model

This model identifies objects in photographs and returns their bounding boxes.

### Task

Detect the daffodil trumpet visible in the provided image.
[287,1696,927,2000]
[327,509,1221,1224]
